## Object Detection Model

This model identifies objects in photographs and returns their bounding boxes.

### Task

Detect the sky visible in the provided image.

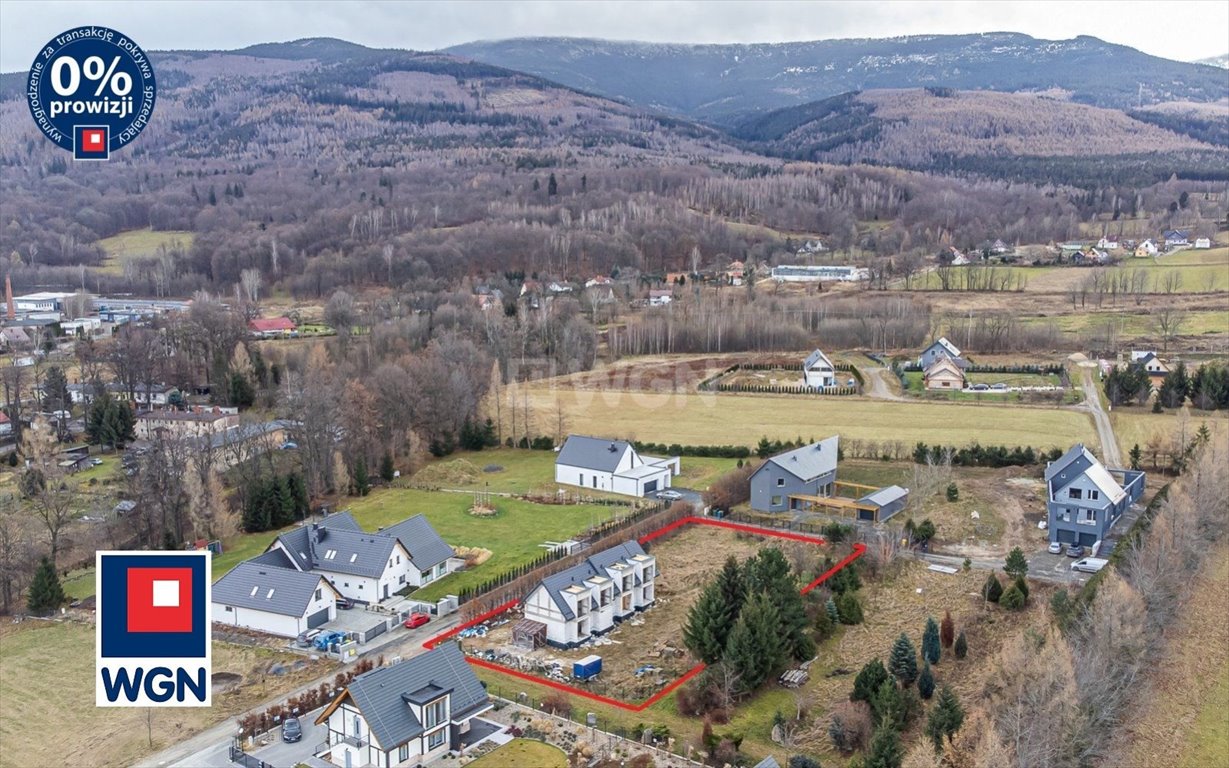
[1,0,1227,72]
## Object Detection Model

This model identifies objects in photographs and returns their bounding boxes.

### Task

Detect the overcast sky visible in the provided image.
[2,0,1227,72]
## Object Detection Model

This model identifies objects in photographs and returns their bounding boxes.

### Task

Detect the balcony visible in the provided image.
[341,734,367,749]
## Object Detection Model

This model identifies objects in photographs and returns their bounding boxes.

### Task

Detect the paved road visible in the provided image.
[138,613,462,768]
[909,551,1088,586]
[1079,365,1121,467]
[864,366,908,401]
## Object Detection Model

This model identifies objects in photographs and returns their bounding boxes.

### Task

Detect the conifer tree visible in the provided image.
[825,597,840,625]
[851,659,889,704]
[922,616,941,665]
[1004,547,1029,580]
[889,632,919,687]
[982,573,1003,603]
[871,679,905,729]
[380,452,395,482]
[925,685,965,749]
[683,584,728,664]
[866,723,904,768]
[954,631,968,659]
[747,548,814,661]
[27,556,65,616]
[836,591,863,624]
[918,660,935,700]
[715,555,746,626]
[725,592,784,692]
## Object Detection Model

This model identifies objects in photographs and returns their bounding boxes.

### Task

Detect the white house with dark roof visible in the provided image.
[267,510,457,604]
[554,435,680,497]
[522,541,656,648]
[803,349,836,389]
[918,337,966,370]
[316,642,492,768]
[211,556,340,637]
[749,437,839,513]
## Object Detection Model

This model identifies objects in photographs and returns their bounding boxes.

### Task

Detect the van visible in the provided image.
[1071,557,1108,574]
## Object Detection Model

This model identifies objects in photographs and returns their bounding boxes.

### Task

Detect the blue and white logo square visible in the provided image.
[96,551,212,707]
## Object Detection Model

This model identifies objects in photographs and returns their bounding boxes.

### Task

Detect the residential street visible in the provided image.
[1079,364,1122,467]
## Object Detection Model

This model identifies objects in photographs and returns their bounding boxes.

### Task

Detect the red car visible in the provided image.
[403,612,430,629]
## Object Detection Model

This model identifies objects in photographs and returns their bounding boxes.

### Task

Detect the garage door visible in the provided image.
[1078,532,1098,547]
[1056,529,1075,544]
[306,607,330,629]
[643,480,658,494]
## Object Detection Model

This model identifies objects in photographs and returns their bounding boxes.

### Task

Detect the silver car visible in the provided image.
[657,490,683,501]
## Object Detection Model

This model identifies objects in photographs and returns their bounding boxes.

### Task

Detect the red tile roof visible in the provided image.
[248,317,295,333]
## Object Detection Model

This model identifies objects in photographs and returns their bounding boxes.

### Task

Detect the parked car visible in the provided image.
[403,612,430,629]
[280,441,298,450]
[656,490,683,501]
[90,458,103,466]
[313,630,347,651]
[971,383,990,391]
[295,629,321,648]
[281,717,302,743]
[990,383,1009,391]
[1048,541,1063,555]
[1065,543,1085,558]
[1071,557,1108,574]
[335,596,354,610]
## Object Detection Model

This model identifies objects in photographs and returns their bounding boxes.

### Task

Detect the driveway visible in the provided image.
[249,712,329,768]
[864,366,907,401]
[649,487,704,506]
[1079,365,1122,467]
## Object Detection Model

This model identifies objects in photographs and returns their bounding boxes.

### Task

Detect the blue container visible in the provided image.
[573,654,602,680]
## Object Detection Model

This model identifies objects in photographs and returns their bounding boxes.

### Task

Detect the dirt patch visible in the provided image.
[464,528,768,702]
[455,546,494,566]
[412,458,482,486]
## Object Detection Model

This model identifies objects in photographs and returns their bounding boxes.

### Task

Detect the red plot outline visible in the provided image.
[424,515,866,712]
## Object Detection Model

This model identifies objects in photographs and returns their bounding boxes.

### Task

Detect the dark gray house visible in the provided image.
[1046,444,1145,549]
[316,642,493,767]
[749,437,839,513]
[856,485,910,523]
[918,337,967,369]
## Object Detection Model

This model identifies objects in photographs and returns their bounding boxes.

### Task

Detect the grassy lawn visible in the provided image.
[467,739,568,767]
[344,487,633,602]
[525,387,1096,452]
[95,228,194,274]
[1110,408,1229,460]
[1183,662,1229,768]
[0,619,334,768]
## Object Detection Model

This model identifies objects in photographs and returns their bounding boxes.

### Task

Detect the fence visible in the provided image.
[698,361,864,396]
[227,744,271,768]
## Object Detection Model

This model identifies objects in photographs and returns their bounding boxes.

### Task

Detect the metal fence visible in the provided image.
[227,745,271,768]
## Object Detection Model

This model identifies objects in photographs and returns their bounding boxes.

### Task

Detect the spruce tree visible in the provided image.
[922,617,941,665]
[715,555,746,627]
[866,723,904,768]
[27,556,65,616]
[925,685,965,750]
[352,457,369,496]
[1000,583,1026,610]
[825,597,840,625]
[982,573,1003,603]
[918,660,935,700]
[940,610,955,649]
[889,633,919,687]
[288,473,309,518]
[836,591,863,625]
[954,631,968,659]
[682,584,728,664]
[1013,575,1030,601]
[1004,547,1029,580]
[380,452,395,482]
[851,659,889,704]
[273,476,295,527]
[747,548,814,661]
[725,592,784,692]
[871,680,905,729]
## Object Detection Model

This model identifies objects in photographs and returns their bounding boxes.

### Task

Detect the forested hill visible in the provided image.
[444,33,1229,125]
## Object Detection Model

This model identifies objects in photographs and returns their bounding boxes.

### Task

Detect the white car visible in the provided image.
[656,490,683,501]
[1071,558,1108,574]
[1048,541,1063,555]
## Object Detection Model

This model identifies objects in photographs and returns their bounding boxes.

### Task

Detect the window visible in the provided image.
[315,589,322,601]
[424,698,446,729]
[399,744,410,762]
[428,729,446,750]
[1069,488,1082,499]
[579,473,584,486]
[771,495,782,506]
[776,477,785,487]
[593,476,598,488]
[325,549,337,560]
[399,575,406,584]
[349,553,358,563]
[266,588,275,599]
[225,605,233,612]
[1089,490,1099,500]
[250,586,259,597]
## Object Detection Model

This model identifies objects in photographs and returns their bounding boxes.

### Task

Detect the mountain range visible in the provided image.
[444,33,1229,125]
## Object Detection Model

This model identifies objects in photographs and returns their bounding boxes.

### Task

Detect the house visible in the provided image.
[315,642,493,768]
[267,510,457,603]
[938,247,971,266]
[923,356,966,391]
[1162,230,1190,248]
[1131,352,1170,390]
[474,294,499,312]
[1045,444,1145,549]
[584,276,613,290]
[130,383,177,407]
[136,407,238,440]
[1134,239,1158,258]
[796,239,826,255]
[918,337,965,370]
[724,260,745,286]
[522,541,656,647]
[991,239,1010,255]
[547,281,572,294]
[770,265,868,282]
[749,437,839,513]
[554,435,680,497]
[1194,237,1211,249]
[648,289,673,307]
[0,411,10,437]
[212,557,340,638]
[61,317,101,337]
[0,327,30,348]
[66,381,106,404]
[803,349,836,389]
[1073,248,1110,265]
[1096,236,1122,251]
[248,317,296,338]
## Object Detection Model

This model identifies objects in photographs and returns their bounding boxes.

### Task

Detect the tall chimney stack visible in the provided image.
[4,274,14,321]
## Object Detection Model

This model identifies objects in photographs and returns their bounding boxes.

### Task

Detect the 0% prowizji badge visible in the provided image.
[26,25,157,161]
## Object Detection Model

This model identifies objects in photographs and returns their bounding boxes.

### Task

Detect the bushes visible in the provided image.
[913,440,1055,468]
[703,462,757,510]
[851,659,890,704]
[981,573,1003,603]
[1000,583,1026,610]
[836,591,864,624]
[829,700,873,753]
[945,482,959,502]
[634,440,751,459]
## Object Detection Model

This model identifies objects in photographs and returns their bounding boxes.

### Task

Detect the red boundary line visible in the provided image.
[423,516,865,712]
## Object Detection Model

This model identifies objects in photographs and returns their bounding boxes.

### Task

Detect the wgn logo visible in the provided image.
[96,551,211,706]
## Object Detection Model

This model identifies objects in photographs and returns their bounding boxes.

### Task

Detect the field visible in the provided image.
[467,739,568,768]
[1110,408,1229,459]
[0,619,335,768]
[1121,544,1229,768]
[523,386,1097,452]
[95,228,195,275]
[465,527,765,703]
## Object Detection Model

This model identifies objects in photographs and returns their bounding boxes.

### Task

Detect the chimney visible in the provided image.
[4,274,13,321]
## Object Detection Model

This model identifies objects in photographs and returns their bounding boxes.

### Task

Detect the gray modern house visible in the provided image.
[918,337,967,369]
[749,437,839,512]
[1045,444,1145,549]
